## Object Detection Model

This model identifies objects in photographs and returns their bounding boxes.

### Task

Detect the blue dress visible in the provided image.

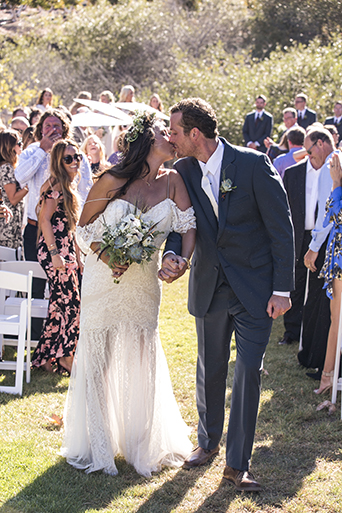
[320,186,342,299]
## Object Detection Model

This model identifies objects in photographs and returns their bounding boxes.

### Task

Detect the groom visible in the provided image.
[160,98,295,491]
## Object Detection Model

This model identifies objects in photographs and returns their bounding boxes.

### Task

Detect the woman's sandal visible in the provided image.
[314,370,334,395]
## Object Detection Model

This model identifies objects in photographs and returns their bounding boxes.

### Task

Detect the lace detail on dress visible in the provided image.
[171,205,196,234]
[76,219,105,255]
[62,197,193,477]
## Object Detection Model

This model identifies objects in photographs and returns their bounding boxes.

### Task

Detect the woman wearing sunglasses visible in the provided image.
[0,129,28,252]
[31,139,82,374]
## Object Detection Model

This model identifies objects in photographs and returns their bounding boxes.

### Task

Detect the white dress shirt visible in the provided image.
[198,139,224,205]
[15,142,93,221]
[305,158,321,230]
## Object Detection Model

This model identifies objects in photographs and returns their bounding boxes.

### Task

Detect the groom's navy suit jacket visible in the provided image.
[166,138,295,320]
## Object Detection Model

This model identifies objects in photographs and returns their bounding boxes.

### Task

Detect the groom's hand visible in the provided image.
[158,254,187,283]
[266,295,291,319]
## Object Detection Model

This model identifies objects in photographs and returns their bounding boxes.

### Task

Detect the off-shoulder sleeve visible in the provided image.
[323,186,342,228]
[76,216,105,255]
[171,205,196,234]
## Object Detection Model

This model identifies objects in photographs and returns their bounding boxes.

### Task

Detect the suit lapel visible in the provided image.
[217,140,236,239]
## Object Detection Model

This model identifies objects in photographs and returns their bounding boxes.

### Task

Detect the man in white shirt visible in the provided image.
[15,109,92,337]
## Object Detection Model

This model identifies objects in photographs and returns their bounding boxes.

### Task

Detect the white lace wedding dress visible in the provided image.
[61,198,196,477]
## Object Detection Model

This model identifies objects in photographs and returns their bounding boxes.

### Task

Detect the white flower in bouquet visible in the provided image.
[98,207,163,283]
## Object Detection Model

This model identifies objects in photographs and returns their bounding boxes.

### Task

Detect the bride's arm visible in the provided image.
[172,171,196,261]
[79,173,119,227]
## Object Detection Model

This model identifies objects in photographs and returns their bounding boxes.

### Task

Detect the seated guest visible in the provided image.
[273,127,305,179]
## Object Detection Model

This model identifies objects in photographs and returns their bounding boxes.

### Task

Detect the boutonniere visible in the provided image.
[220,178,236,199]
[259,116,264,122]
[304,115,307,120]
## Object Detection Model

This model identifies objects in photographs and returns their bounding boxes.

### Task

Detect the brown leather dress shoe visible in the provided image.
[182,446,220,469]
[223,465,261,492]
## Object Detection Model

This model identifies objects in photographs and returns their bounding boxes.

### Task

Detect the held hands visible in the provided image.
[158,254,187,283]
[266,295,291,320]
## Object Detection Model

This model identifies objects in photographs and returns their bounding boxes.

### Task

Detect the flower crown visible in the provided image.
[125,111,156,143]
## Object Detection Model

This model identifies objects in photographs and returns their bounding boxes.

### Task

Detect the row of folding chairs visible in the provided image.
[0,256,49,396]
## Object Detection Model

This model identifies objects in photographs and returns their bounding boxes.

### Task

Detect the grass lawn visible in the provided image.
[0,274,341,513]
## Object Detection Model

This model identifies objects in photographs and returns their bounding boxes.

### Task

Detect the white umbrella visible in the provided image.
[71,111,131,127]
[114,102,170,121]
[73,98,133,125]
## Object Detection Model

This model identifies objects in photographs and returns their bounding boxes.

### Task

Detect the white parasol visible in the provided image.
[71,111,131,127]
[73,98,133,125]
[114,102,170,121]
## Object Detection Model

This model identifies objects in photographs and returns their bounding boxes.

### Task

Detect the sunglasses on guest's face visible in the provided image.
[306,140,318,155]
[63,153,83,165]
[16,140,23,148]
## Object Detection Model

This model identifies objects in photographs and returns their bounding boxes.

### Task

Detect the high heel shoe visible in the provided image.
[314,370,334,395]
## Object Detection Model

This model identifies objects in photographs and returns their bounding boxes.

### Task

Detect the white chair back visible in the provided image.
[0,261,49,383]
[0,270,32,395]
[0,246,16,262]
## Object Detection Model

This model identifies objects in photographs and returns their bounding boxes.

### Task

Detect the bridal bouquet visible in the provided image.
[99,210,162,283]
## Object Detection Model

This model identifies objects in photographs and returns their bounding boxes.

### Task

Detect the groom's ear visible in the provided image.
[190,127,201,141]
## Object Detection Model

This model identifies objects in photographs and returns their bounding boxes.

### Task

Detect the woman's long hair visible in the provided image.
[105,113,157,202]
[38,139,80,235]
[37,88,53,106]
[80,134,108,175]
[0,129,21,167]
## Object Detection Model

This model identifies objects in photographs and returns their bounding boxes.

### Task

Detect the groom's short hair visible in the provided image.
[170,98,218,139]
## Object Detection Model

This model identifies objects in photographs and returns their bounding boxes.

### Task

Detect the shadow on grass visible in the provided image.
[0,458,208,513]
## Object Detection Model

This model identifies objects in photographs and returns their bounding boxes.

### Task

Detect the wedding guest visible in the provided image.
[12,106,31,120]
[315,151,342,394]
[81,134,109,179]
[36,88,53,112]
[15,110,92,338]
[32,139,81,374]
[96,90,115,158]
[295,93,317,130]
[0,129,28,251]
[242,94,273,153]
[324,101,342,143]
[150,93,164,112]
[119,85,135,103]
[29,109,42,126]
[273,127,305,179]
[22,126,35,150]
[11,116,30,135]
[61,113,196,477]
[264,107,298,161]
[69,91,92,115]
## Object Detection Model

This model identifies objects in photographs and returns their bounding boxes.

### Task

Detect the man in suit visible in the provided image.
[324,101,342,143]
[295,93,317,129]
[242,95,273,153]
[160,98,294,491]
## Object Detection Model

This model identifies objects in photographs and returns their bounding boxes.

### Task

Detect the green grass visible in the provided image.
[0,274,341,513]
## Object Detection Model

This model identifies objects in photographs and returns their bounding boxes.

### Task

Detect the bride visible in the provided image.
[61,113,196,477]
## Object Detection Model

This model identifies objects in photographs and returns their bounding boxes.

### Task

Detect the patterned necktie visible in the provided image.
[201,167,218,218]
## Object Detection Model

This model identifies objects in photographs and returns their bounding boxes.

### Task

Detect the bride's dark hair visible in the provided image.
[105,113,157,202]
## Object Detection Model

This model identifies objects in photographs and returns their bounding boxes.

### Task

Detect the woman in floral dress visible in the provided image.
[0,129,28,252]
[32,139,81,374]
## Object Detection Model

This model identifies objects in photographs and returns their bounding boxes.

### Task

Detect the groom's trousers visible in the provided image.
[195,280,272,471]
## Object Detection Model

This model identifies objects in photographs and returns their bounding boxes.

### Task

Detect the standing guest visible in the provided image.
[295,94,317,130]
[316,151,342,394]
[264,107,298,161]
[81,134,109,179]
[119,85,135,103]
[293,129,336,377]
[95,90,115,158]
[12,106,31,120]
[15,110,92,338]
[36,88,53,112]
[32,139,81,374]
[324,102,342,144]
[29,109,42,127]
[0,130,28,251]
[69,91,92,115]
[11,117,30,135]
[21,126,35,151]
[161,98,294,491]
[242,94,273,153]
[150,93,164,112]
[273,127,305,179]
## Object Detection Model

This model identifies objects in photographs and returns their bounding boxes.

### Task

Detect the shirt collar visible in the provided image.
[198,139,224,176]
[298,109,306,116]
[255,109,264,118]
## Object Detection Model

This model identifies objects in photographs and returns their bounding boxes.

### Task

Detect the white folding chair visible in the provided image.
[0,270,32,395]
[0,246,16,262]
[332,292,342,419]
[0,261,49,383]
